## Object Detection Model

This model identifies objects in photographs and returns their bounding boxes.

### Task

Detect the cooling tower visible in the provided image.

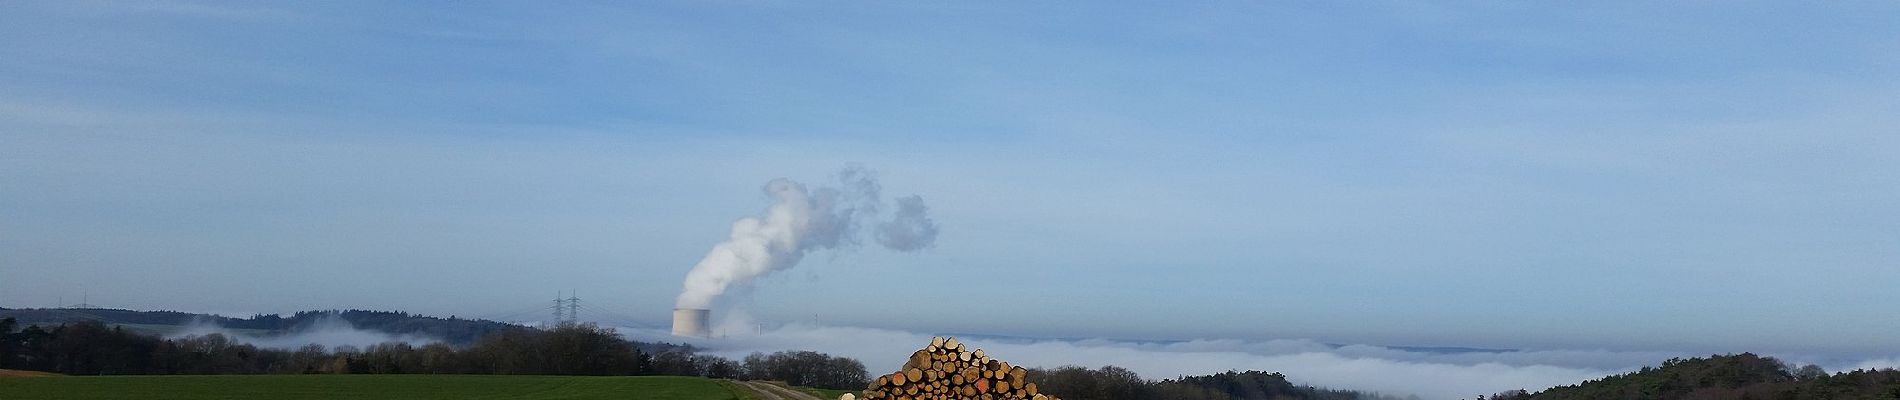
[671,308,711,337]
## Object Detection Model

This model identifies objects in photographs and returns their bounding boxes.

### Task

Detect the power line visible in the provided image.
[474,303,558,323]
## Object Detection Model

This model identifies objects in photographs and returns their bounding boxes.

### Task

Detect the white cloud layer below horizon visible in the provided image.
[625,322,1900,400]
[627,323,1643,400]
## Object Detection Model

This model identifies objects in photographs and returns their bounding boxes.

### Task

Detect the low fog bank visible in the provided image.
[168,313,438,351]
[622,323,1892,400]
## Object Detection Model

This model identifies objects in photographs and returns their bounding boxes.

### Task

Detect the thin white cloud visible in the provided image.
[168,314,438,351]
[53,0,300,22]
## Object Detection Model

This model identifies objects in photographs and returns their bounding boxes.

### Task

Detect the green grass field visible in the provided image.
[0,374,742,400]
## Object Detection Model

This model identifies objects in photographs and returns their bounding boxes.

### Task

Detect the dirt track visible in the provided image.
[0,369,61,377]
[735,380,824,400]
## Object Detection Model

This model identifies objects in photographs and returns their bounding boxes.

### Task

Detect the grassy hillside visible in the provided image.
[0,375,742,400]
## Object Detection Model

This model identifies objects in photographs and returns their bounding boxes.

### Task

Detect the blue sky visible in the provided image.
[3,1,1898,359]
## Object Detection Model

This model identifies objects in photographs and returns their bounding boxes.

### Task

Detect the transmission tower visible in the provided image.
[548,291,583,325]
[552,291,568,325]
[565,292,581,323]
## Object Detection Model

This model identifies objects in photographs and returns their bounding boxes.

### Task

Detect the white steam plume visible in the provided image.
[876,195,939,251]
[676,166,938,310]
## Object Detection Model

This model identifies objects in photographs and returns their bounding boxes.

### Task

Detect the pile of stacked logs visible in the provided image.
[852,336,1057,400]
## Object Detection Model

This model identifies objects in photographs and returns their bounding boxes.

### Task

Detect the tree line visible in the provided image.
[0,317,868,389]
[1027,366,1409,400]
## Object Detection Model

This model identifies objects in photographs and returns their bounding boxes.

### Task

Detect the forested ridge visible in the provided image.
[0,317,869,389]
[1476,353,1900,400]
[0,307,518,345]
[1028,367,1409,400]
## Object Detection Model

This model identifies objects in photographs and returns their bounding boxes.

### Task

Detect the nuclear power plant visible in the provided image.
[668,167,938,341]
[671,308,711,337]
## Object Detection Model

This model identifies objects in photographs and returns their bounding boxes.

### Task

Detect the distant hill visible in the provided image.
[0,307,525,345]
[1482,353,1900,400]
